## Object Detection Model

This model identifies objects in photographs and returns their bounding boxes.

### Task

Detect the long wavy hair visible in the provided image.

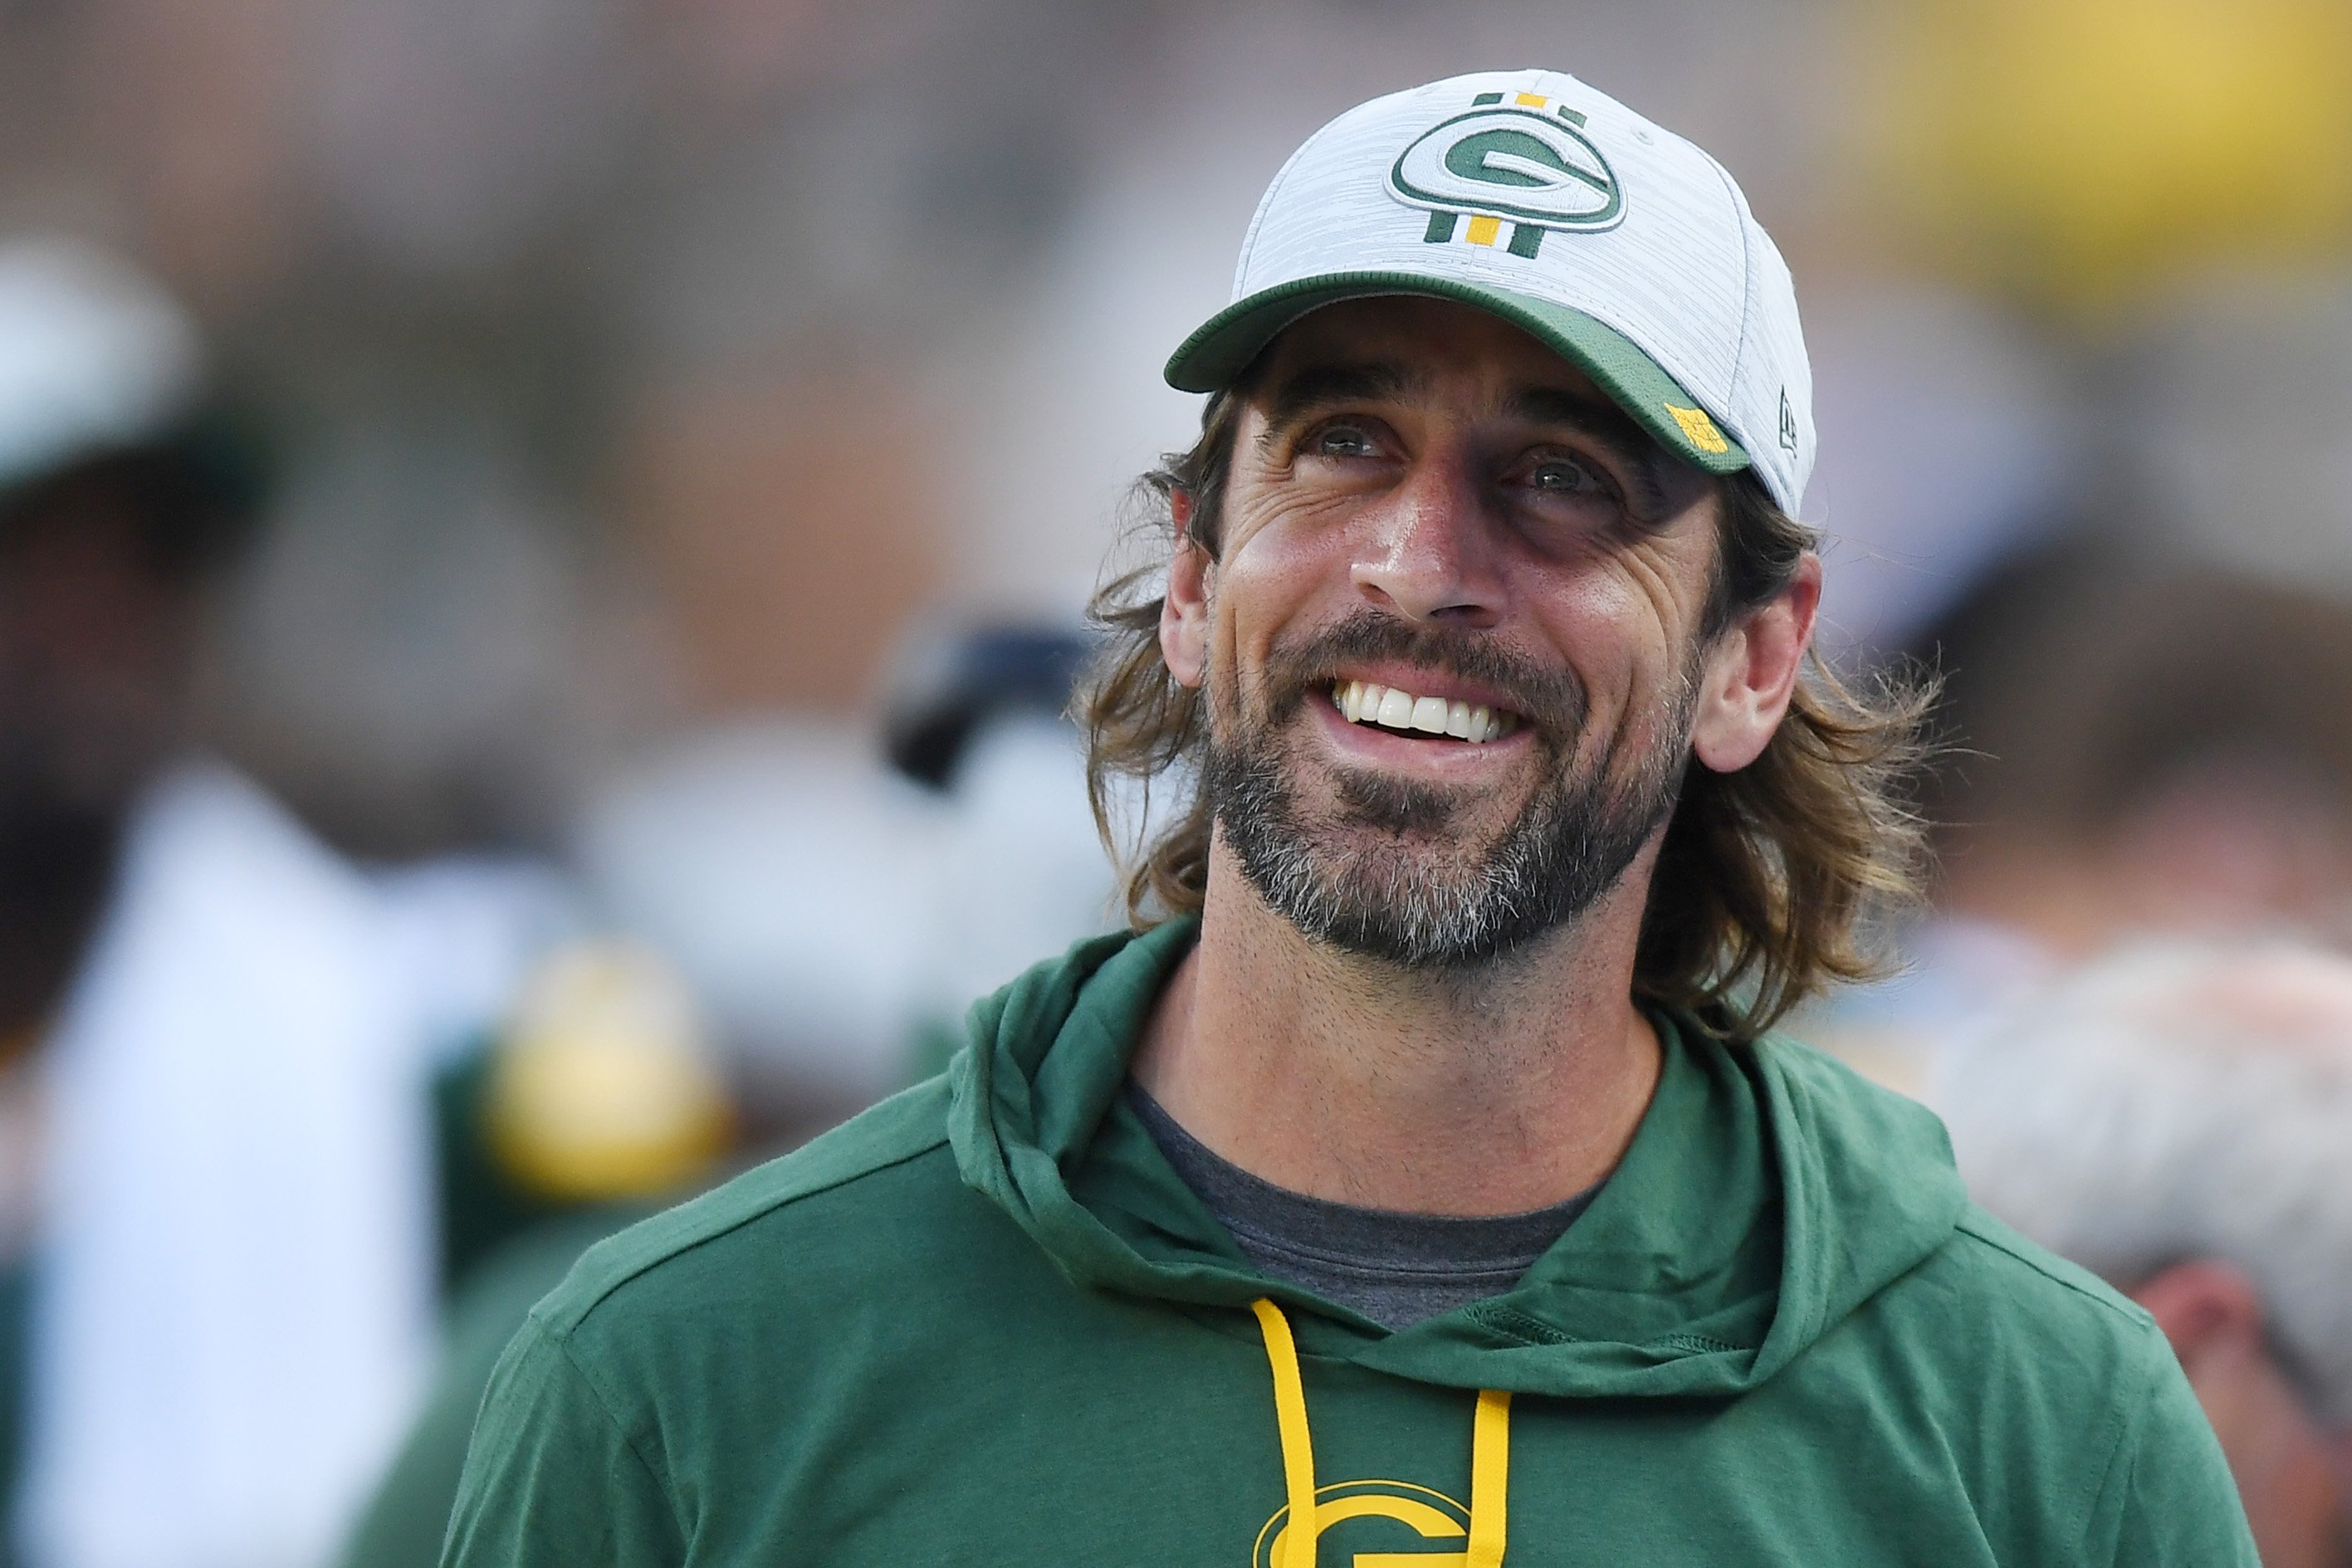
[1078,385,1937,1040]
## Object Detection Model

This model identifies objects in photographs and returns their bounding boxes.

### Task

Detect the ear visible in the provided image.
[2133,1258,2270,1369]
[1159,487,1211,691]
[1689,550,1821,774]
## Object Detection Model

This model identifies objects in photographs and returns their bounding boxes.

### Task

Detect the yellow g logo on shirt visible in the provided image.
[1252,1479,1474,1567]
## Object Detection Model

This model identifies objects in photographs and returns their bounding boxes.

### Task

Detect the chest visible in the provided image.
[655,1313,2022,1568]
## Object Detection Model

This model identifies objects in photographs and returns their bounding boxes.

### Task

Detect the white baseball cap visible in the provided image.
[1166,69,1816,515]
[0,237,203,493]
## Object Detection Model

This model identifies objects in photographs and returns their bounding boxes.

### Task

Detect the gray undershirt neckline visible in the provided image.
[1127,1084,1598,1331]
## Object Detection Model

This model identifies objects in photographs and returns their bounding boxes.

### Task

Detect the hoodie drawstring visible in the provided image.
[1251,1297,1510,1568]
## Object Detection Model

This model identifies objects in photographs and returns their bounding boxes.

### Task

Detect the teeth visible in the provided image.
[1331,681,1518,745]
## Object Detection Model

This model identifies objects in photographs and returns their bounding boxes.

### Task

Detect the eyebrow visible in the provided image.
[1258,361,1426,432]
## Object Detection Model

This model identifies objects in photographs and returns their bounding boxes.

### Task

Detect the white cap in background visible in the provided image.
[0,237,202,491]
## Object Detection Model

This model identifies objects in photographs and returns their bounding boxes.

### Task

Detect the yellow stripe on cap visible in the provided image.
[1665,403,1730,454]
[1464,215,1503,246]
[1513,91,1548,107]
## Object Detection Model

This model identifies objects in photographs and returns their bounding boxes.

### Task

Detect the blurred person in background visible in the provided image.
[0,237,726,1568]
[1803,547,2352,1089]
[1938,938,2352,1568]
[1922,552,2352,949]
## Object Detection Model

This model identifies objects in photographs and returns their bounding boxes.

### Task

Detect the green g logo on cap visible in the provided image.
[1388,90,1623,258]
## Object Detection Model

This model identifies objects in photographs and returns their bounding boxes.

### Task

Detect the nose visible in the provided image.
[1349,447,1504,628]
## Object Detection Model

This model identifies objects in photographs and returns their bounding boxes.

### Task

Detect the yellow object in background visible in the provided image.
[1861,0,2352,315]
[487,942,732,1202]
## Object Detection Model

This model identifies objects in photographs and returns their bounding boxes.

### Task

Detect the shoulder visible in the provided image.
[1767,1030,2158,1351]
[1939,1213,2256,1562]
[1758,1044,2241,1559]
[526,1073,971,1342]
[1757,1036,2170,1409]
[1923,1203,2167,1377]
[1944,1205,2149,1326]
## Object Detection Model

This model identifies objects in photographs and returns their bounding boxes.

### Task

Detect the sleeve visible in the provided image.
[439,1314,687,1568]
[2087,1326,2260,1568]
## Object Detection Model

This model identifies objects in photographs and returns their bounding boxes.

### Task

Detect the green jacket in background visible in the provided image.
[445,920,2257,1566]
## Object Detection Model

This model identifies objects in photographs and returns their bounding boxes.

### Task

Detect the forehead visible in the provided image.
[1252,295,1610,406]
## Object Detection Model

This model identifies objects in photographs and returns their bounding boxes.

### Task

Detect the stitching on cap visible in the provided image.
[1704,149,1758,419]
[1233,130,1325,294]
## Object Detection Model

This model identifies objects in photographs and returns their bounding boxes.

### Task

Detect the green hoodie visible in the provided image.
[445,921,2255,1566]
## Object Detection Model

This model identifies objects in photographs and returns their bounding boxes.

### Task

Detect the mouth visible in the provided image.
[1328,679,1523,745]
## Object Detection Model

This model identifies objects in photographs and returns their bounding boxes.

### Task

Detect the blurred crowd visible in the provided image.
[5,0,2352,1563]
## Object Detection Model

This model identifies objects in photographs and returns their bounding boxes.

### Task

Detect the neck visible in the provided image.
[1131,838,1664,1216]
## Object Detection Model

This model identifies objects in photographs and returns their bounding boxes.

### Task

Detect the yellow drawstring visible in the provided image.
[1251,1300,1320,1568]
[1252,1297,1510,1568]
[1466,1389,1510,1568]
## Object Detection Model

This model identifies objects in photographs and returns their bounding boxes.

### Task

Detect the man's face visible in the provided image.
[1164,296,1735,969]
[0,478,196,835]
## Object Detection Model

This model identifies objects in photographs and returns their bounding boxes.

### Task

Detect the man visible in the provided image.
[1799,548,2352,1092]
[447,70,2253,1565]
[0,237,455,1568]
[0,237,644,1568]
[1936,939,2352,1568]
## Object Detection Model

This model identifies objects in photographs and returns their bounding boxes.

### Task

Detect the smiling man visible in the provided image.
[445,71,2256,1566]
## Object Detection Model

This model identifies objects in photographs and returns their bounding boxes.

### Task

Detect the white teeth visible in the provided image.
[1331,681,1518,745]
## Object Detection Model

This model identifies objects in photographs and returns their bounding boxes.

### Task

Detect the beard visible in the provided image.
[1201,608,1695,971]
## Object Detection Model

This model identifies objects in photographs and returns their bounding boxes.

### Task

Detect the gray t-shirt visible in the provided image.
[1127,1085,1597,1331]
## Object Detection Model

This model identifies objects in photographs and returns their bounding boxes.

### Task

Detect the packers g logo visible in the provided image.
[1251,1479,1475,1567]
[1388,90,1624,258]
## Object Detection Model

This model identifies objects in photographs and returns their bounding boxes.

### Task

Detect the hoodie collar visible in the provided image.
[950,920,1966,1399]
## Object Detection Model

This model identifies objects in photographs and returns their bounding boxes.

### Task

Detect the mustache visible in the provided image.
[1256,608,1587,740]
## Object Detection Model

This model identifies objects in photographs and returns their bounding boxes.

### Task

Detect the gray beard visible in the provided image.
[1201,618,1694,972]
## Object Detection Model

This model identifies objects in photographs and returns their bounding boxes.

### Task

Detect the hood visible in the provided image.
[949,919,1966,1400]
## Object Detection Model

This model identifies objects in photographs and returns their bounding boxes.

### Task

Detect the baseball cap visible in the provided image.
[0,237,203,493]
[1165,69,1817,515]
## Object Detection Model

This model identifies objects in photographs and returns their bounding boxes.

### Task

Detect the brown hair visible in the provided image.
[1079,386,1936,1039]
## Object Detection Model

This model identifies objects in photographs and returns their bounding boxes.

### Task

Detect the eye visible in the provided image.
[1527,454,1609,495]
[1303,421,1381,460]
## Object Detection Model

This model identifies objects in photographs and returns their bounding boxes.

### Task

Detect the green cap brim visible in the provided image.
[1162,273,1750,476]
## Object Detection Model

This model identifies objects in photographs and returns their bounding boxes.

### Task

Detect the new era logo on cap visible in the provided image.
[1164,69,1817,516]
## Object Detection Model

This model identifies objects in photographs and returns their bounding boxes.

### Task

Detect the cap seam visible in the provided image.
[1231,129,1324,299]
[1705,148,1759,457]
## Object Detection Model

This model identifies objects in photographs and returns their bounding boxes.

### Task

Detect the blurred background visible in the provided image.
[8,0,2352,1563]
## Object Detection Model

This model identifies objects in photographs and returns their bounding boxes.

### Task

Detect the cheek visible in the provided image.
[1526,564,1708,754]
[1208,506,1360,662]
[1534,568,1685,681]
